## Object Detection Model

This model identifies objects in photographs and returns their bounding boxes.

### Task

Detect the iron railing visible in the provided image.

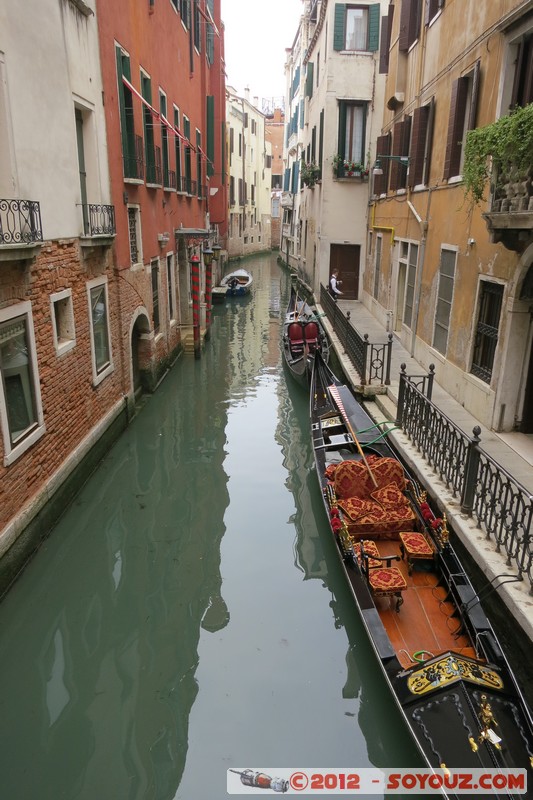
[396,369,533,590]
[165,170,177,190]
[320,284,392,386]
[80,204,116,237]
[123,134,144,180]
[0,198,43,245]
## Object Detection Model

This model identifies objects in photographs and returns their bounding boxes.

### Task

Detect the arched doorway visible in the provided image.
[130,312,151,400]
[518,264,533,432]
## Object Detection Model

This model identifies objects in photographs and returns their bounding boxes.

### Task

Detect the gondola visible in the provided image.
[282,286,329,386]
[310,349,533,794]
[220,268,253,296]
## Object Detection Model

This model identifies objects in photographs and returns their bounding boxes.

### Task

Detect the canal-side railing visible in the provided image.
[320,284,392,386]
[396,366,533,591]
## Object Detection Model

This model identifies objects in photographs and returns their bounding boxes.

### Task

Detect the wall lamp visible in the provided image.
[202,247,214,267]
[373,155,410,176]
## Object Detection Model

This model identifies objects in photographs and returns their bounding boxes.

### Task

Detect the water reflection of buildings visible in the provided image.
[275,308,422,771]
[0,309,233,799]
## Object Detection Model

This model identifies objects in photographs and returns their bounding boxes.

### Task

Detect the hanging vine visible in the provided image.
[463,103,533,206]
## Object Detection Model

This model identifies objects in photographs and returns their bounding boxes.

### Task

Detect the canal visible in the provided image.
[0,253,420,799]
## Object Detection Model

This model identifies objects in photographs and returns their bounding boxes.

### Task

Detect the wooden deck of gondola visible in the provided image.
[354,538,479,669]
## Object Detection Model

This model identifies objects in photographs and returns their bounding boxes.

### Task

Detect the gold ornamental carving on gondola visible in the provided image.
[407,655,503,695]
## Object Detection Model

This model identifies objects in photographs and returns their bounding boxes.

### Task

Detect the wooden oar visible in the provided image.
[328,383,378,488]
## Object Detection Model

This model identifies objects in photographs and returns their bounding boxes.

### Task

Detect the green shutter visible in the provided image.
[333,4,346,51]
[319,109,324,169]
[283,168,290,191]
[221,121,225,182]
[300,99,304,128]
[338,101,347,156]
[368,4,380,51]
[305,62,314,98]
[206,95,215,176]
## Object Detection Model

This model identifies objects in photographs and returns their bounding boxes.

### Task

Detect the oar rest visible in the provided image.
[359,541,407,613]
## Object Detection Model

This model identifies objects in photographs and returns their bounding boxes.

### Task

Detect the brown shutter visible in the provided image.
[399,0,421,52]
[443,76,468,179]
[408,105,430,187]
[374,133,391,194]
[468,60,481,131]
[379,14,390,73]
[389,118,411,190]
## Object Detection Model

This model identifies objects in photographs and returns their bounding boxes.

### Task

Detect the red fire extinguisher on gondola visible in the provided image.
[230,769,289,793]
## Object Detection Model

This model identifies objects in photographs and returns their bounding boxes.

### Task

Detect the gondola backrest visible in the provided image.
[304,321,319,352]
[288,322,304,348]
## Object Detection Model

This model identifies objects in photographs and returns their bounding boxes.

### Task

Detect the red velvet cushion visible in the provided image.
[399,532,433,556]
[338,496,379,521]
[371,482,410,510]
[334,460,368,499]
[369,567,407,592]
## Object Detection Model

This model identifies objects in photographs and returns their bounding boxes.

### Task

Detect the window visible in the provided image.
[425,0,444,25]
[408,100,434,188]
[433,248,456,355]
[0,302,45,463]
[471,282,504,384]
[196,129,202,198]
[338,101,367,166]
[334,4,380,52]
[115,46,140,179]
[443,61,480,180]
[193,0,201,51]
[51,289,76,356]
[180,0,190,28]
[174,107,182,191]
[389,116,411,191]
[151,259,160,335]
[127,206,142,267]
[141,72,157,184]
[88,279,113,384]
[160,91,170,189]
[402,243,419,328]
[399,0,422,52]
[183,115,192,194]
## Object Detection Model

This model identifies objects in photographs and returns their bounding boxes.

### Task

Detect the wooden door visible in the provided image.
[329,244,360,299]
[521,335,533,432]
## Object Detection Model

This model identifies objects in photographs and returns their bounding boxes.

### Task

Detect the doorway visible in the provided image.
[329,244,360,299]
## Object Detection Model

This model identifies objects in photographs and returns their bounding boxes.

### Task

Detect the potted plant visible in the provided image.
[333,154,369,179]
[301,161,321,188]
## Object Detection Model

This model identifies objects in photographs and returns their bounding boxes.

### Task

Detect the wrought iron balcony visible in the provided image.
[123,134,144,181]
[80,203,116,238]
[165,169,176,190]
[482,165,533,252]
[0,198,43,245]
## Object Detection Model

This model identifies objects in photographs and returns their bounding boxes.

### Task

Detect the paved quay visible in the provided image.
[317,298,533,654]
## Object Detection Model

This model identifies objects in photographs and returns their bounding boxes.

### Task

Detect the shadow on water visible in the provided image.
[0,254,420,800]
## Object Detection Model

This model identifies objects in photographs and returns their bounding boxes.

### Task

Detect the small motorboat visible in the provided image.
[220,268,253,296]
[282,286,329,386]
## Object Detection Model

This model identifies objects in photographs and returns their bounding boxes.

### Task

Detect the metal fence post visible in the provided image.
[396,364,407,426]
[385,333,393,385]
[427,363,435,401]
[361,334,369,386]
[460,426,482,515]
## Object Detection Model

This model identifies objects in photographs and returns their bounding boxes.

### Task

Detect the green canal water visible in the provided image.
[0,253,420,799]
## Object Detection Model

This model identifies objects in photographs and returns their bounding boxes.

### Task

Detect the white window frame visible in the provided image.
[0,301,45,466]
[50,289,76,356]
[87,277,114,386]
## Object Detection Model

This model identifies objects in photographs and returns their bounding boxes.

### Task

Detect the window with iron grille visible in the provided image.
[433,248,456,355]
[167,253,176,322]
[402,242,419,328]
[128,206,142,266]
[471,282,504,384]
[373,235,382,300]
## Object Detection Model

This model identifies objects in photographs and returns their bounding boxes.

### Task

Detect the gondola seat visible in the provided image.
[288,322,305,355]
[332,458,417,537]
[399,531,435,574]
[360,541,406,612]
[304,321,319,353]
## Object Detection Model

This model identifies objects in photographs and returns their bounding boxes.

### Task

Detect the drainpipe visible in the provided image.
[370,201,395,241]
